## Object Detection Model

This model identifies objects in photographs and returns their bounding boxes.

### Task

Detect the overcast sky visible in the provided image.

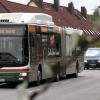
[8,0,100,14]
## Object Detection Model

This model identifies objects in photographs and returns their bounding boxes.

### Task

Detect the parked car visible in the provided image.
[84,48,100,69]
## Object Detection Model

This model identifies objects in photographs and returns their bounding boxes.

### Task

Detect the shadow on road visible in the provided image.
[0,74,87,89]
[0,81,45,89]
[0,83,17,89]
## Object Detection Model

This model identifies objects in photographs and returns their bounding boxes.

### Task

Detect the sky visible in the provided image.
[7,0,100,14]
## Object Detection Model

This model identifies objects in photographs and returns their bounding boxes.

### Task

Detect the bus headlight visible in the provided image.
[19,72,27,77]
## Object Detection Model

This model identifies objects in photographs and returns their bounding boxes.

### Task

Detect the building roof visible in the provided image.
[0,0,100,41]
[0,0,94,28]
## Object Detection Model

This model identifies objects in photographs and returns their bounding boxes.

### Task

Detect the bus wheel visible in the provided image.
[74,67,78,78]
[55,73,60,82]
[37,70,42,85]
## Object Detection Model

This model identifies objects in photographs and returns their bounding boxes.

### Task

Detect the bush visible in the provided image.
[78,36,89,49]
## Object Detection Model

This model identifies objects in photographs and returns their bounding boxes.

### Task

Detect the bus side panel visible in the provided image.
[28,66,37,82]
[66,58,77,75]
[65,35,77,75]
[42,34,61,79]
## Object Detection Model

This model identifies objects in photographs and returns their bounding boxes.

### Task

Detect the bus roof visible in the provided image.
[0,13,55,26]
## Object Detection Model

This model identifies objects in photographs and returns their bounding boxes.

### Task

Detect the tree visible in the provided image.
[93,6,100,26]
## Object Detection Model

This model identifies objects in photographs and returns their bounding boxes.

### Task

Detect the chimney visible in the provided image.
[54,0,59,11]
[81,6,87,17]
[38,0,43,8]
[68,2,74,14]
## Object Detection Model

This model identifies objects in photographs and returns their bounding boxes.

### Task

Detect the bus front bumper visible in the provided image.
[0,72,28,83]
[84,62,100,68]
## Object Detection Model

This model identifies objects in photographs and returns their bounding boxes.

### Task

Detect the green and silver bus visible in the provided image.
[0,13,83,84]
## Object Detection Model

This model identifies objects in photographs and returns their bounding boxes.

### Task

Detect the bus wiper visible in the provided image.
[11,59,20,64]
[0,59,17,63]
[0,52,20,64]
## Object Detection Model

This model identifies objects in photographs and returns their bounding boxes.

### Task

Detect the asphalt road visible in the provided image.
[1,69,100,100]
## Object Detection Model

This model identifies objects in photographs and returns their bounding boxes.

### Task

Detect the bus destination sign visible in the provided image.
[0,28,16,35]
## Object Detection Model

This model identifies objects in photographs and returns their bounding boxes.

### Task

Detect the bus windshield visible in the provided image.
[0,24,29,67]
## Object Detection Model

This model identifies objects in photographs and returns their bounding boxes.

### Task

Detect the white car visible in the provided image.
[84,48,100,69]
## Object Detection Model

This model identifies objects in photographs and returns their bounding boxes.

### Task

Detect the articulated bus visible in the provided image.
[0,13,83,84]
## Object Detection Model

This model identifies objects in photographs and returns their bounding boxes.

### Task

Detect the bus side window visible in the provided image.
[30,33,34,47]
[72,47,81,56]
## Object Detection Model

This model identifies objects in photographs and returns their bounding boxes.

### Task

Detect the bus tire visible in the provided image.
[55,62,61,82]
[55,73,60,82]
[87,67,89,70]
[73,61,79,78]
[37,69,42,85]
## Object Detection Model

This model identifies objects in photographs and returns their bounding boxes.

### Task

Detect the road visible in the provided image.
[1,70,100,100]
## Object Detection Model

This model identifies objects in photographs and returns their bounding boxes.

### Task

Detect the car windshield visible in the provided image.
[84,49,100,57]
